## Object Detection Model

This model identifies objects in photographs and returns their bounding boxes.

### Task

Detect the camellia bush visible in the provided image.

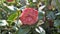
[0,0,60,34]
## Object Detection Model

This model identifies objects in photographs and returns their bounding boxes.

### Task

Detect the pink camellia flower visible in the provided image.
[20,8,38,25]
[7,0,13,2]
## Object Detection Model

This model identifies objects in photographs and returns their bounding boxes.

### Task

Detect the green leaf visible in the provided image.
[47,11,56,19]
[54,20,60,28]
[38,12,44,20]
[1,6,15,12]
[7,12,17,21]
[28,0,32,3]
[7,11,21,21]
[56,0,60,10]
[7,10,21,25]
[17,26,31,34]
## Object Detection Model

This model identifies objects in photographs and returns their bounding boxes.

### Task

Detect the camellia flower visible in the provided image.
[7,0,14,2]
[20,8,38,25]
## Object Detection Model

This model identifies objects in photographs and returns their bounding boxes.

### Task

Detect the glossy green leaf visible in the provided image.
[7,10,21,25]
[54,20,60,28]
[17,26,31,34]
[38,12,44,20]
[7,11,21,21]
